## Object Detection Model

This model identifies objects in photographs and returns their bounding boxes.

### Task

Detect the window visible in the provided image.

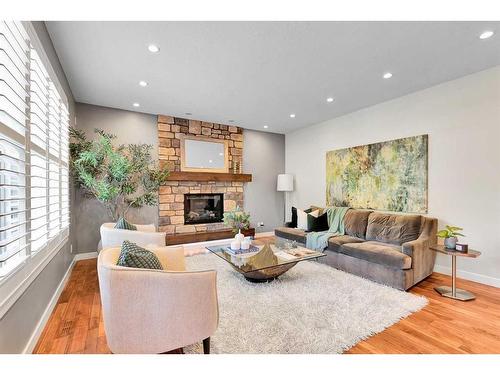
[0,21,69,280]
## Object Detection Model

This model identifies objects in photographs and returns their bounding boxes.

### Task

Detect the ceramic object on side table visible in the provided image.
[444,237,457,249]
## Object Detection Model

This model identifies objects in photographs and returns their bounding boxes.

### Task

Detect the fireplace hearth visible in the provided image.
[184,193,224,224]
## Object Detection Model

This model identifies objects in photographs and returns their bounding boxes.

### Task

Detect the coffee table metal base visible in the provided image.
[236,262,298,282]
[244,276,279,283]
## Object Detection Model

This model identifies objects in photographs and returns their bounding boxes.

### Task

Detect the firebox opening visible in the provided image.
[184,193,224,224]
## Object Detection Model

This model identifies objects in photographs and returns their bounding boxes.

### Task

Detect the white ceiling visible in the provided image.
[46,21,500,134]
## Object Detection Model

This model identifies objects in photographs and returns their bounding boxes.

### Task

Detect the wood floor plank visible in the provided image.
[33,238,500,354]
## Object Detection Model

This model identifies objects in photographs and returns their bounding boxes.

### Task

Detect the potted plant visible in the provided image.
[223,206,251,237]
[437,225,465,249]
[69,128,170,221]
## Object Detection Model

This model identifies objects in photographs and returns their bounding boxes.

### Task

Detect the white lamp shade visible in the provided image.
[277,174,294,192]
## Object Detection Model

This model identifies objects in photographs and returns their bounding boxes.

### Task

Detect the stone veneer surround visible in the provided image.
[157,115,244,235]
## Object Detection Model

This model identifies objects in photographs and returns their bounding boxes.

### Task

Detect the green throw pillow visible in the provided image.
[117,240,163,270]
[114,217,137,231]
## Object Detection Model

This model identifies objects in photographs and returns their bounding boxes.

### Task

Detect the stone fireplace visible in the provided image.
[184,193,224,224]
[157,114,246,236]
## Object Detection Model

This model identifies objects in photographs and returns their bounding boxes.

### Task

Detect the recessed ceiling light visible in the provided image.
[263,125,269,129]
[209,160,213,163]
[185,112,192,116]
[383,72,393,79]
[290,114,296,118]
[139,80,148,87]
[326,97,334,103]
[148,44,160,53]
[218,152,223,156]
[133,102,140,107]
[479,31,494,39]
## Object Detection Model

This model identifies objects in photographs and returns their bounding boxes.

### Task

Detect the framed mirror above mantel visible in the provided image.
[180,135,230,173]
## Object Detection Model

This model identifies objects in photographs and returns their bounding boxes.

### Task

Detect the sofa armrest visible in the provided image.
[401,216,438,285]
[402,237,429,258]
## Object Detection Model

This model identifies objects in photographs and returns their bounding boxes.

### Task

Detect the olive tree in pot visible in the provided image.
[437,225,465,249]
[69,128,170,221]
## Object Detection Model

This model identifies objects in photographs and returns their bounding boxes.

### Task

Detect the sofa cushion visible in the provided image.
[274,227,306,243]
[327,235,365,252]
[344,209,372,239]
[365,212,421,245]
[337,241,412,270]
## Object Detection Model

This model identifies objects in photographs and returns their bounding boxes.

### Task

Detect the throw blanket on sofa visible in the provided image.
[306,206,350,251]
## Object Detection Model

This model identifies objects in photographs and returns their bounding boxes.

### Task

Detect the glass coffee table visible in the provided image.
[206,242,325,282]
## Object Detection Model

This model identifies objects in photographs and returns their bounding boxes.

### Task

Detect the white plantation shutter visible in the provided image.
[0,22,29,136]
[0,21,70,280]
[0,137,28,276]
[0,22,29,278]
[30,151,48,253]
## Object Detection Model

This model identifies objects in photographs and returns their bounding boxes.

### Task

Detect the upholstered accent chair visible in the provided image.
[99,222,166,250]
[97,246,218,354]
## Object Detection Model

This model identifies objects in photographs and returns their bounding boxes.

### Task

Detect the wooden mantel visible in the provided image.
[166,171,252,182]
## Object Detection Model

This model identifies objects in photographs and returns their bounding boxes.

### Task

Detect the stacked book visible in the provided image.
[225,244,260,255]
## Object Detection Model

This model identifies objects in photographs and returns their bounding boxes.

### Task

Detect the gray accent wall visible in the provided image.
[73,103,159,253]
[243,130,285,233]
[73,104,286,250]
[0,22,75,353]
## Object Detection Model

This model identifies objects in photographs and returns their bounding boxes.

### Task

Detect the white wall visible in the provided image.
[286,66,500,286]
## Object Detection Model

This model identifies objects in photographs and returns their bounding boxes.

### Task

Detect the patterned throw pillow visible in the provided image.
[114,217,137,231]
[117,240,163,270]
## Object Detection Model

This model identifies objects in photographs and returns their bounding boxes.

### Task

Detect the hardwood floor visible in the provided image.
[33,243,500,354]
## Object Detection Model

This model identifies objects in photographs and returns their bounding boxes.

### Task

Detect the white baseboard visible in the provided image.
[433,264,500,288]
[74,251,98,261]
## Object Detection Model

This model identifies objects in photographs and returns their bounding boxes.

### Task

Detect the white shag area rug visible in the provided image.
[184,253,427,354]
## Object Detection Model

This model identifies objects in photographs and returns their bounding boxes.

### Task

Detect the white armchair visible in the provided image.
[97,246,218,354]
[99,222,166,250]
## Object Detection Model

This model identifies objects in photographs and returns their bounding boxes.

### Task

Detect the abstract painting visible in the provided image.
[326,135,428,213]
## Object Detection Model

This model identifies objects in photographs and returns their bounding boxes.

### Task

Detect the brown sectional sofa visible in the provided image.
[274,209,437,290]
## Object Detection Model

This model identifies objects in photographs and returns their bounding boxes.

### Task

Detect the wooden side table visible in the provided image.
[430,245,481,301]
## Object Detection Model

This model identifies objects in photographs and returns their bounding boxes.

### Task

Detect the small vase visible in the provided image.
[444,237,457,249]
[234,229,244,242]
